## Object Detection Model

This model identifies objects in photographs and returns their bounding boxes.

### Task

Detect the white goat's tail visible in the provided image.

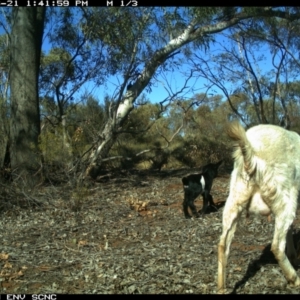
[227,121,256,175]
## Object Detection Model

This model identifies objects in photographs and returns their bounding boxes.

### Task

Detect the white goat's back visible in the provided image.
[228,123,300,202]
[246,124,300,164]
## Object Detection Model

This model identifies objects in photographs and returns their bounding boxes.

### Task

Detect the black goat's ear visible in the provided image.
[202,166,208,173]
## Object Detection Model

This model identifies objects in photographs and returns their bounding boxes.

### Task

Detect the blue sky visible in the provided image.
[83,33,277,106]
[0,7,295,109]
[38,12,229,105]
[38,9,291,108]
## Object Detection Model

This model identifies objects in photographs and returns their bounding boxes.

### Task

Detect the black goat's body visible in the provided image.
[182,161,222,218]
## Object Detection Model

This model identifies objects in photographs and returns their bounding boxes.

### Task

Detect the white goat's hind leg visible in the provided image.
[218,196,243,294]
[218,174,252,294]
[271,201,300,287]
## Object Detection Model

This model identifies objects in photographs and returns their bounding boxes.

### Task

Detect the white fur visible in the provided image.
[200,176,205,188]
[218,122,300,294]
[248,192,271,216]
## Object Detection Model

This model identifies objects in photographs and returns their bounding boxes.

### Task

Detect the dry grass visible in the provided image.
[0,169,299,294]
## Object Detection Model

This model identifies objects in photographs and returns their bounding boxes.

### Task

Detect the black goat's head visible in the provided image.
[202,160,223,178]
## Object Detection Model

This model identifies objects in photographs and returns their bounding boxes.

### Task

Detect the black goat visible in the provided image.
[182,160,222,218]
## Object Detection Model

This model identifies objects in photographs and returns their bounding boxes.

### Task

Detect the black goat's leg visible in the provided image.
[201,192,217,215]
[182,194,192,219]
[201,192,209,215]
[188,197,200,218]
[185,191,200,218]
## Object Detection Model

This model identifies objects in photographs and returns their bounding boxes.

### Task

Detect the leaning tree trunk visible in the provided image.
[85,19,239,179]
[10,8,45,184]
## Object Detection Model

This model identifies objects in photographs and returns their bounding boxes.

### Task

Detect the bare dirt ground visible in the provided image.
[1,168,300,294]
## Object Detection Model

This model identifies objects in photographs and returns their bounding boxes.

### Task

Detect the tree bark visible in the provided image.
[10,8,45,183]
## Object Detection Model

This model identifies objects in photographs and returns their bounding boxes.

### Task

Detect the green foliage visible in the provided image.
[105,94,229,170]
[82,7,156,74]
[176,97,231,167]
[188,7,221,23]
[40,48,75,87]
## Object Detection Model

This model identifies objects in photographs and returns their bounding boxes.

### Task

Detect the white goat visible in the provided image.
[218,121,300,294]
